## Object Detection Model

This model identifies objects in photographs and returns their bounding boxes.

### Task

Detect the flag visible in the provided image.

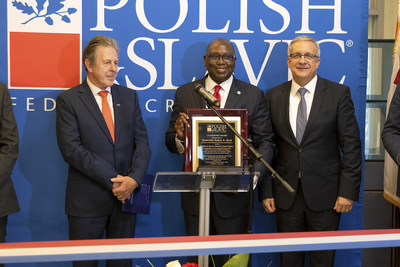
[8,0,82,89]
[383,0,400,208]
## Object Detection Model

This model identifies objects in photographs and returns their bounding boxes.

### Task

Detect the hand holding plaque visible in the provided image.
[174,112,190,141]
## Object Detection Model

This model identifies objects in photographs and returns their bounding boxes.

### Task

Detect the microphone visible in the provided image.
[194,83,220,107]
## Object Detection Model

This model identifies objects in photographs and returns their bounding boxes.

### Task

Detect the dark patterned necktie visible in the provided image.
[296,87,307,144]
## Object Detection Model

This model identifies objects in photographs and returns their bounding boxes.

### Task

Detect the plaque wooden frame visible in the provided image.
[184,108,249,172]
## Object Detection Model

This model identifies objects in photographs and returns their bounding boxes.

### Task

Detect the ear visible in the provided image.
[315,57,321,69]
[84,59,92,73]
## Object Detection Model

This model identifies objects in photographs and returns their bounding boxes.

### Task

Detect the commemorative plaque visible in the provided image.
[184,109,249,172]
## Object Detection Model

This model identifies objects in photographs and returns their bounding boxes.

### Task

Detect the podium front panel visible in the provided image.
[154,170,257,192]
[153,172,201,192]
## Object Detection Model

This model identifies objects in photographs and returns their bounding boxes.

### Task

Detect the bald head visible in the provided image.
[204,38,236,84]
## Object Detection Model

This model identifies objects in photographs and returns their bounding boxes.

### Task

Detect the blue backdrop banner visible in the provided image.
[1,0,367,266]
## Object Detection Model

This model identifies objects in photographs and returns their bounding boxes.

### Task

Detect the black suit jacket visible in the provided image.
[0,83,19,217]
[56,80,151,217]
[262,76,361,211]
[165,75,275,218]
[382,83,400,163]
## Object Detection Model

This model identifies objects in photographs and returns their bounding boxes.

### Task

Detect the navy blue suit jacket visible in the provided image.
[56,80,150,217]
[262,76,361,211]
[165,76,275,218]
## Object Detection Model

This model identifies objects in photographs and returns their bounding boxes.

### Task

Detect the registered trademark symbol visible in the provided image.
[346,40,354,47]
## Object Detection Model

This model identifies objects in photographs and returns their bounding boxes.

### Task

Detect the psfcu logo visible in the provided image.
[207,124,227,133]
[8,0,82,89]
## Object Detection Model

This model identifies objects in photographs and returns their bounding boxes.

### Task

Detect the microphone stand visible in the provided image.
[200,101,294,267]
[203,103,294,267]
[205,102,295,195]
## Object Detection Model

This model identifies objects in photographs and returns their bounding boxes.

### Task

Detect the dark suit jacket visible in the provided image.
[0,83,19,218]
[56,80,151,217]
[165,75,275,218]
[262,76,361,211]
[382,83,400,163]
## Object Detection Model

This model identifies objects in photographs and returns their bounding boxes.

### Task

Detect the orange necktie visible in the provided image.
[98,90,115,142]
[213,85,222,108]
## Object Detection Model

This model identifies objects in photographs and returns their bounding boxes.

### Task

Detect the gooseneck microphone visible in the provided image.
[194,83,220,107]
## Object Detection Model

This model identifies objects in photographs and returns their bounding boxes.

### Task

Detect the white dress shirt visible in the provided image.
[289,75,317,137]
[204,75,233,108]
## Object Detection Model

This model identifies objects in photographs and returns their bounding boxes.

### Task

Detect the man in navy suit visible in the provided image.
[261,36,362,267]
[165,38,275,265]
[0,82,19,267]
[56,36,150,267]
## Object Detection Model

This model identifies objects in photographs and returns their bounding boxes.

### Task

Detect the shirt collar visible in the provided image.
[290,75,317,96]
[205,75,233,93]
[86,77,111,96]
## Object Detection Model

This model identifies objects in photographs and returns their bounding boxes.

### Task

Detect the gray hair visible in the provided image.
[288,35,320,57]
[82,36,119,71]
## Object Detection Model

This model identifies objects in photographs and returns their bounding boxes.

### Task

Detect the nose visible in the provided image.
[298,55,307,64]
[298,55,307,63]
[216,55,225,64]
[110,63,118,72]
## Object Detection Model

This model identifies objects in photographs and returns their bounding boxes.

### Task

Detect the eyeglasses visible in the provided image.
[206,53,236,62]
[288,53,319,61]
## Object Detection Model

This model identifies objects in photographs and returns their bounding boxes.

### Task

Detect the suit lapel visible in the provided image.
[224,77,241,109]
[301,76,327,143]
[79,80,114,144]
[281,82,297,146]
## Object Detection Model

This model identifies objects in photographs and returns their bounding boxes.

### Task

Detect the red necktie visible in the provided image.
[213,85,221,108]
[98,90,115,142]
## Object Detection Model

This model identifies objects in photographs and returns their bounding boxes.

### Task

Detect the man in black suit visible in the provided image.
[0,82,19,267]
[56,36,151,267]
[261,36,362,267]
[165,38,275,265]
[382,83,400,168]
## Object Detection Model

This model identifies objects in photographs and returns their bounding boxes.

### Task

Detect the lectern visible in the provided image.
[154,167,257,267]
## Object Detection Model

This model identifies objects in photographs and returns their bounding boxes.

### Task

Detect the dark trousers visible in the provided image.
[68,203,137,267]
[0,216,7,267]
[276,181,340,267]
[184,195,249,266]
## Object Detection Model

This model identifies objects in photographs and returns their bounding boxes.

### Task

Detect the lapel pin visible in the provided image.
[116,104,121,107]
[237,91,241,95]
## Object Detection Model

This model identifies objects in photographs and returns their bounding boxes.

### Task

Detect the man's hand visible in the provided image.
[262,198,276,213]
[174,112,190,141]
[333,196,353,213]
[111,175,138,204]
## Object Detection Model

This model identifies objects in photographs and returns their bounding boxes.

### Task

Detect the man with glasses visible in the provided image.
[260,35,362,267]
[165,38,275,265]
